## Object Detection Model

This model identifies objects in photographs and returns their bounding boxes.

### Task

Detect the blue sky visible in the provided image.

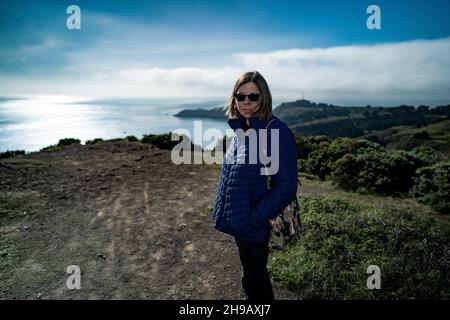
[1,0,450,105]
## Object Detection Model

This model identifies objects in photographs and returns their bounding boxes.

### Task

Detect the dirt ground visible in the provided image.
[0,140,295,300]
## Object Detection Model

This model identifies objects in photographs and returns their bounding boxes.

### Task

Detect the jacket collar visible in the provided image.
[228,114,275,131]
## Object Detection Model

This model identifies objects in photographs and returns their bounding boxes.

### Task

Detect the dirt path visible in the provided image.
[0,140,247,299]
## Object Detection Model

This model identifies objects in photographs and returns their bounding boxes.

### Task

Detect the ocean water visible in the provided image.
[0,97,231,152]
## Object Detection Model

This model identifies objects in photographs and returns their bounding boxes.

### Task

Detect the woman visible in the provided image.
[212,71,298,300]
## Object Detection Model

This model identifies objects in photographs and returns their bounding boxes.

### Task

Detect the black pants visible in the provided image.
[235,237,275,301]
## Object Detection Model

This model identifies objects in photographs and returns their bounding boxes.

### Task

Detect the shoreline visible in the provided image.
[0,129,228,156]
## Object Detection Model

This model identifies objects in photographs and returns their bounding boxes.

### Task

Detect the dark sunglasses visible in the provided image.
[234,93,261,102]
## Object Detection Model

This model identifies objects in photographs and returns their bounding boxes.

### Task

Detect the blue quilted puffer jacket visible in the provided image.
[212,114,298,243]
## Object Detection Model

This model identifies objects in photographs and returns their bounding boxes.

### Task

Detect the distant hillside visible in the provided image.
[361,119,450,157]
[174,107,226,119]
[175,100,450,144]
[274,99,450,138]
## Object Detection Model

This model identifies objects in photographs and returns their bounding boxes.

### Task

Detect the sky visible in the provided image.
[0,0,450,105]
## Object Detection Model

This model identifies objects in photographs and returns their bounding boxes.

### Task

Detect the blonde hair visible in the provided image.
[225,71,273,119]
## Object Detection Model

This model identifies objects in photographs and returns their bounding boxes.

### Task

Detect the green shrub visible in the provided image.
[306,150,330,179]
[268,195,450,299]
[331,150,420,194]
[409,146,443,167]
[0,150,25,159]
[124,135,139,142]
[41,138,81,151]
[56,138,81,147]
[328,145,439,195]
[327,138,382,159]
[411,162,450,214]
[298,159,308,174]
[141,133,178,150]
[305,137,382,180]
[295,135,330,160]
[85,138,104,145]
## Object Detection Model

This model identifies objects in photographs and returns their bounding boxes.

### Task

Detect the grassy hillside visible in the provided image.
[268,177,450,299]
[274,99,450,139]
[362,119,450,157]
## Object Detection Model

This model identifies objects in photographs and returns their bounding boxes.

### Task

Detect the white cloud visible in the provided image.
[235,37,450,98]
[109,37,450,103]
[118,66,239,96]
[2,37,450,104]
